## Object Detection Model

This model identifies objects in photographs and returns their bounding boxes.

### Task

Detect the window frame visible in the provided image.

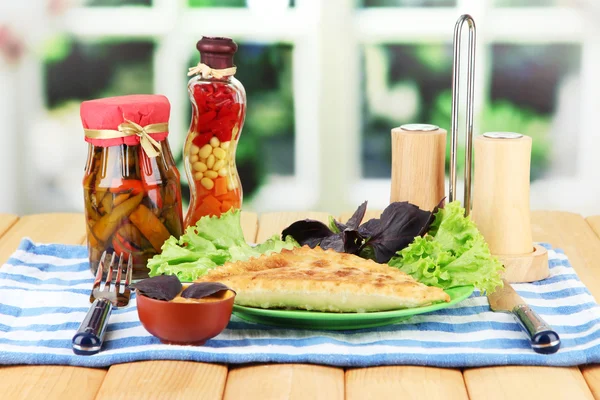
[1,0,598,214]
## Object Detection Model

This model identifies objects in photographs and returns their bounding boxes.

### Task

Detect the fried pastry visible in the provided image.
[196,246,450,313]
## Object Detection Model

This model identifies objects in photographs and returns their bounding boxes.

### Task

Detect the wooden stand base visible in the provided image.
[496,244,549,283]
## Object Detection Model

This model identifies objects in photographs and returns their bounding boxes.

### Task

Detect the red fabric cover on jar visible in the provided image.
[80,94,170,147]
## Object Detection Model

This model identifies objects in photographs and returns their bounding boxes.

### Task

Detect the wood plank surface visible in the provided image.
[0,214,18,240]
[531,211,600,301]
[255,211,330,242]
[346,366,468,400]
[3,211,600,400]
[343,206,471,397]
[96,213,259,400]
[0,213,86,264]
[465,366,593,400]
[582,365,600,399]
[0,213,105,400]
[0,365,106,400]
[240,211,258,243]
[464,211,599,400]
[221,212,345,400]
[585,215,600,238]
[223,365,344,400]
[96,361,228,400]
[581,216,600,399]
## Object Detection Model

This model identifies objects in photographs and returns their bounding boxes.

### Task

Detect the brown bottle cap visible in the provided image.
[196,36,238,69]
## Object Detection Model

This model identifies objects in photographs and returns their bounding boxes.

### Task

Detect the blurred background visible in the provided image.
[1,0,599,216]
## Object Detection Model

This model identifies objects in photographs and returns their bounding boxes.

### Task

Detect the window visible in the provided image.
[361,43,453,178]
[1,0,599,215]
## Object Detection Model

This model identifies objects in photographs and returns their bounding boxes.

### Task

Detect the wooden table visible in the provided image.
[1,210,600,399]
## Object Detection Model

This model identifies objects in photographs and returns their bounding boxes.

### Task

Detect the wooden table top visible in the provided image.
[0,210,600,400]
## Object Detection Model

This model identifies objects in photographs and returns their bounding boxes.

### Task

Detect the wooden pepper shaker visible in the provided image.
[471,132,549,283]
[390,124,446,211]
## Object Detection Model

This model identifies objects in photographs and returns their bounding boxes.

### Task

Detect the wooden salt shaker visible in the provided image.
[471,132,549,283]
[390,124,446,211]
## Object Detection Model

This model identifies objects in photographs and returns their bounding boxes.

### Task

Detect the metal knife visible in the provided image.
[487,279,560,354]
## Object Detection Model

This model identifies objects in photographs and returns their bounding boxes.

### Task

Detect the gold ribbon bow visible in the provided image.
[187,62,237,79]
[84,119,167,158]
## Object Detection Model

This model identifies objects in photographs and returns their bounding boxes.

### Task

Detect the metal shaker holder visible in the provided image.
[446,15,550,283]
[449,14,476,216]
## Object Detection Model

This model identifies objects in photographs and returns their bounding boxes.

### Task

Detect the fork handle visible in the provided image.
[72,298,113,355]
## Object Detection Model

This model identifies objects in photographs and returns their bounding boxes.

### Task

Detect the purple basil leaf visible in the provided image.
[282,219,334,248]
[280,200,434,262]
[358,245,376,261]
[358,218,381,238]
[318,233,345,252]
[319,230,364,254]
[181,282,232,299]
[333,219,347,233]
[363,233,416,263]
[131,275,182,301]
[345,201,368,230]
[362,202,435,263]
[321,230,365,254]
[343,230,364,254]
[436,197,446,210]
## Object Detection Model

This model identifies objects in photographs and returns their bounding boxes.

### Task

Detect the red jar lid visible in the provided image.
[80,94,170,147]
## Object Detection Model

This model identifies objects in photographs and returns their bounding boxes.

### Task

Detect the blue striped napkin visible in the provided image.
[1,238,599,368]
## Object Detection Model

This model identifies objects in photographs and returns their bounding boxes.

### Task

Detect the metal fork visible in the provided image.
[72,252,133,355]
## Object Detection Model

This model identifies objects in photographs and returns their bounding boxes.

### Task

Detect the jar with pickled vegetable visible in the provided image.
[80,95,184,279]
[184,36,246,226]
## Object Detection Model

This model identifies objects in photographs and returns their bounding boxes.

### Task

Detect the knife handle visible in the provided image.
[72,298,113,355]
[513,304,560,354]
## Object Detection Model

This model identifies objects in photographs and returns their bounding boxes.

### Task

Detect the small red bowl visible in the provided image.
[136,290,235,346]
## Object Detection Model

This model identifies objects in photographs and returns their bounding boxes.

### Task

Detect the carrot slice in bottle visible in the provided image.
[216,190,240,204]
[202,194,222,212]
[214,177,228,197]
[195,201,221,217]
[221,200,235,213]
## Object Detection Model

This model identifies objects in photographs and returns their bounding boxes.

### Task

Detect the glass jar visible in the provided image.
[184,36,246,227]
[81,95,184,279]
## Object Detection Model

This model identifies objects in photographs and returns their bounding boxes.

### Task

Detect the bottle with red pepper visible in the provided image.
[80,95,184,279]
[184,36,246,226]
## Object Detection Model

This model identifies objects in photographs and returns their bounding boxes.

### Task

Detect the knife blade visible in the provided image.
[487,279,560,354]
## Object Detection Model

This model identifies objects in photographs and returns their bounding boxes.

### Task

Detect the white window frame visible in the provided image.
[1,0,598,215]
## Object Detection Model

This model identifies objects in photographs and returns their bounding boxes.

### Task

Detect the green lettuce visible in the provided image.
[388,201,504,293]
[228,235,299,262]
[147,209,299,281]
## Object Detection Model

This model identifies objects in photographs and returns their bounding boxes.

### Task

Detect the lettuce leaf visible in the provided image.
[388,201,504,293]
[228,235,299,262]
[254,234,300,255]
[148,259,219,282]
[147,210,299,281]
[428,201,482,257]
[191,209,247,249]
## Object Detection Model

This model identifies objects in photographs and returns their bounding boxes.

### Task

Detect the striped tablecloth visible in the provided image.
[0,238,599,368]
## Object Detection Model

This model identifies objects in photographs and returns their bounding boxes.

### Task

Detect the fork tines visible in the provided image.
[89,252,133,307]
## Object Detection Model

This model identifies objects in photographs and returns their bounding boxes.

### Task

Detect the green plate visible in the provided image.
[232,285,474,330]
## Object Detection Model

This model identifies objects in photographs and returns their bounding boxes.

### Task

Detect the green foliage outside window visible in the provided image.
[361,42,578,181]
[429,90,551,180]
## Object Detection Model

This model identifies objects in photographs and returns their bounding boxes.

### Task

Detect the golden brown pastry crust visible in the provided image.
[196,246,450,312]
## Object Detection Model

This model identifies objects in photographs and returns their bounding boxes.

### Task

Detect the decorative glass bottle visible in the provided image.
[183,36,246,226]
